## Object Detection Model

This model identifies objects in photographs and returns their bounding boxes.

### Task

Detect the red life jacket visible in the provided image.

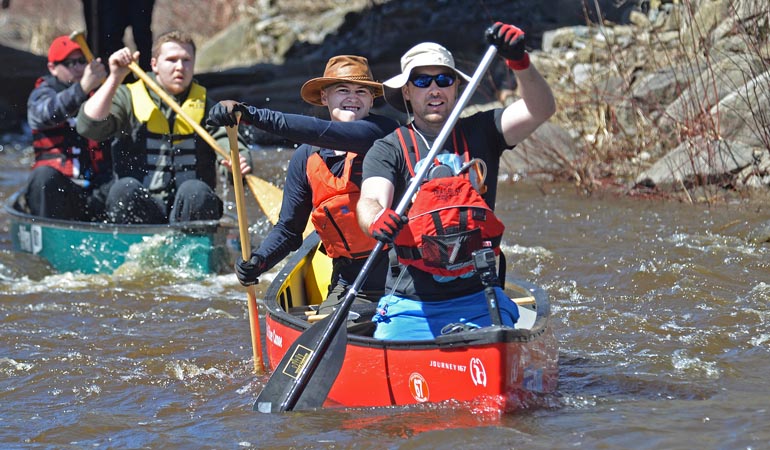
[31,122,104,180]
[307,150,377,259]
[393,126,505,277]
[31,77,106,183]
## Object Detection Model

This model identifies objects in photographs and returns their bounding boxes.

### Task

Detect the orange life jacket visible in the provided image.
[307,149,377,259]
[393,126,505,277]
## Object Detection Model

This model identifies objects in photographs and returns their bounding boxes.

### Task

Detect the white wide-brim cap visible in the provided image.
[383,42,472,112]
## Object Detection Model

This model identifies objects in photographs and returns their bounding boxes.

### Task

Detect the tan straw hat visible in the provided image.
[383,42,471,112]
[300,55,383,106]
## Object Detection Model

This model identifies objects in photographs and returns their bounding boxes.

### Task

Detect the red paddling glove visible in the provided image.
[485,22,530,71]
[368,208,408,244]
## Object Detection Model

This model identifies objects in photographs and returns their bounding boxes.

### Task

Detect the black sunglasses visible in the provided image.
[57,57,87,68]
[409,73,456,88]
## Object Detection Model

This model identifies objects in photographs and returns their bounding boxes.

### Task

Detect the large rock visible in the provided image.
[714,69,770,149]
[635,138,758,187]
[501,121,579,177]
[662,54,766,128]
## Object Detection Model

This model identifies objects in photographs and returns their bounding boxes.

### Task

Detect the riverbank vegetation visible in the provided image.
[541,0,770,204]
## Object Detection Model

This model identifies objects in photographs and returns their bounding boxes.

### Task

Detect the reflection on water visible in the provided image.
[2,140,770,448]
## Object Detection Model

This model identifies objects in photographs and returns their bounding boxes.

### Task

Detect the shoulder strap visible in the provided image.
[395,127,416,177]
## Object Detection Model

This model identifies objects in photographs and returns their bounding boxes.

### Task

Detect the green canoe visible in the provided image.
[4,191,239,275]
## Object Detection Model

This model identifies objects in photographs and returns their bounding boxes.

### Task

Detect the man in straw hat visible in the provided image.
[207,55,399,319]
[19,34,109,221]
[357,22,556,340]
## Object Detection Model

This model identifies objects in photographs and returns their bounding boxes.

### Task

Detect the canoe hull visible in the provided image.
[5,191,238,274]
[263,233,559,412]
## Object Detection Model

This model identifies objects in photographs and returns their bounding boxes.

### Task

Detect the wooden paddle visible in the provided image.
[69,30,284,225]
[226,112,265,374]
[253,45,501,413]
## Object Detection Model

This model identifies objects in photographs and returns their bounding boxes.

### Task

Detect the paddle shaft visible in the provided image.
[70,31,95,61]
[269,45,500,412]
[226,113,265,374]
[124,59,291,223]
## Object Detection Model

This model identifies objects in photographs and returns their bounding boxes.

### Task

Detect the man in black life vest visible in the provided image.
[357,23,556,340]
[76,30,252,224]
[20,35,110,221]
[207,55,399,318]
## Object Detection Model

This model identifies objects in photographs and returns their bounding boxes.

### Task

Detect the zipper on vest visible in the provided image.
[323,206,351,252]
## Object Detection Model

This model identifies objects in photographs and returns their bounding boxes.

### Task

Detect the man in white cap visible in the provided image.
[357,22,556,340]
[207,55,399,319]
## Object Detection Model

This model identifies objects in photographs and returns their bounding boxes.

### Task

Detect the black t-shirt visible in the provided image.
[254,113,399,291]
[361,108,510,300]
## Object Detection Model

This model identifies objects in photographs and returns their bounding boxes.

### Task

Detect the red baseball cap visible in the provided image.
[48,35,81,63]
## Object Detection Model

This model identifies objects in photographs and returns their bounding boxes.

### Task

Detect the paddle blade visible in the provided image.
[244,174,283,225]
[253,315,347,413]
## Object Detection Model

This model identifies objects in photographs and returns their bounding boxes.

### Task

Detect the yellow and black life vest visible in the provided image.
[127,79,207,196]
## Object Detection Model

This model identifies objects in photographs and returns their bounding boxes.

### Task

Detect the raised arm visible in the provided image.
[207,101,398,152]
[486,22,556,146]
[27,58,107,130]
[82,48,137,120]
[27,81,89,130]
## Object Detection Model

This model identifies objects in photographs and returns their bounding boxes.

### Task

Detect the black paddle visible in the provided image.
[254,44,500,413]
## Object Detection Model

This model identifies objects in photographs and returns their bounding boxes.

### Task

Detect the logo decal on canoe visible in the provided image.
[17,225,43,254]
[469,357,487,387]
[281,344,313,380]
[266,323,283,348]
[409,372,430,403]
[429,360,467,372]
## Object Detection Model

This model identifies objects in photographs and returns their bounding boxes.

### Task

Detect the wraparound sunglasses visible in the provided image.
[409,73,456,88]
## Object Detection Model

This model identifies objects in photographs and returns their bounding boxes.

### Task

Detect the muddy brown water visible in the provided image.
[2,142,769,449]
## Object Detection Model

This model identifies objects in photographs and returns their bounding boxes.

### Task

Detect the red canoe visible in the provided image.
[262,233,559,413]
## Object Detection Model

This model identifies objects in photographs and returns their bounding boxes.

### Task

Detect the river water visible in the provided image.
[2,138,769,449]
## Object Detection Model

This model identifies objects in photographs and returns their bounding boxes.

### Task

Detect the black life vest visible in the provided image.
[393,126,505,277]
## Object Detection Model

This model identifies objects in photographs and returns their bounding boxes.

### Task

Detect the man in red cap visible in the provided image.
[17,35,109,221]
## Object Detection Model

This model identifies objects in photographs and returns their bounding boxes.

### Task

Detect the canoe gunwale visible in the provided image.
[4,190,228,234]
[4,189,237,274]
[263,232,553,351]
